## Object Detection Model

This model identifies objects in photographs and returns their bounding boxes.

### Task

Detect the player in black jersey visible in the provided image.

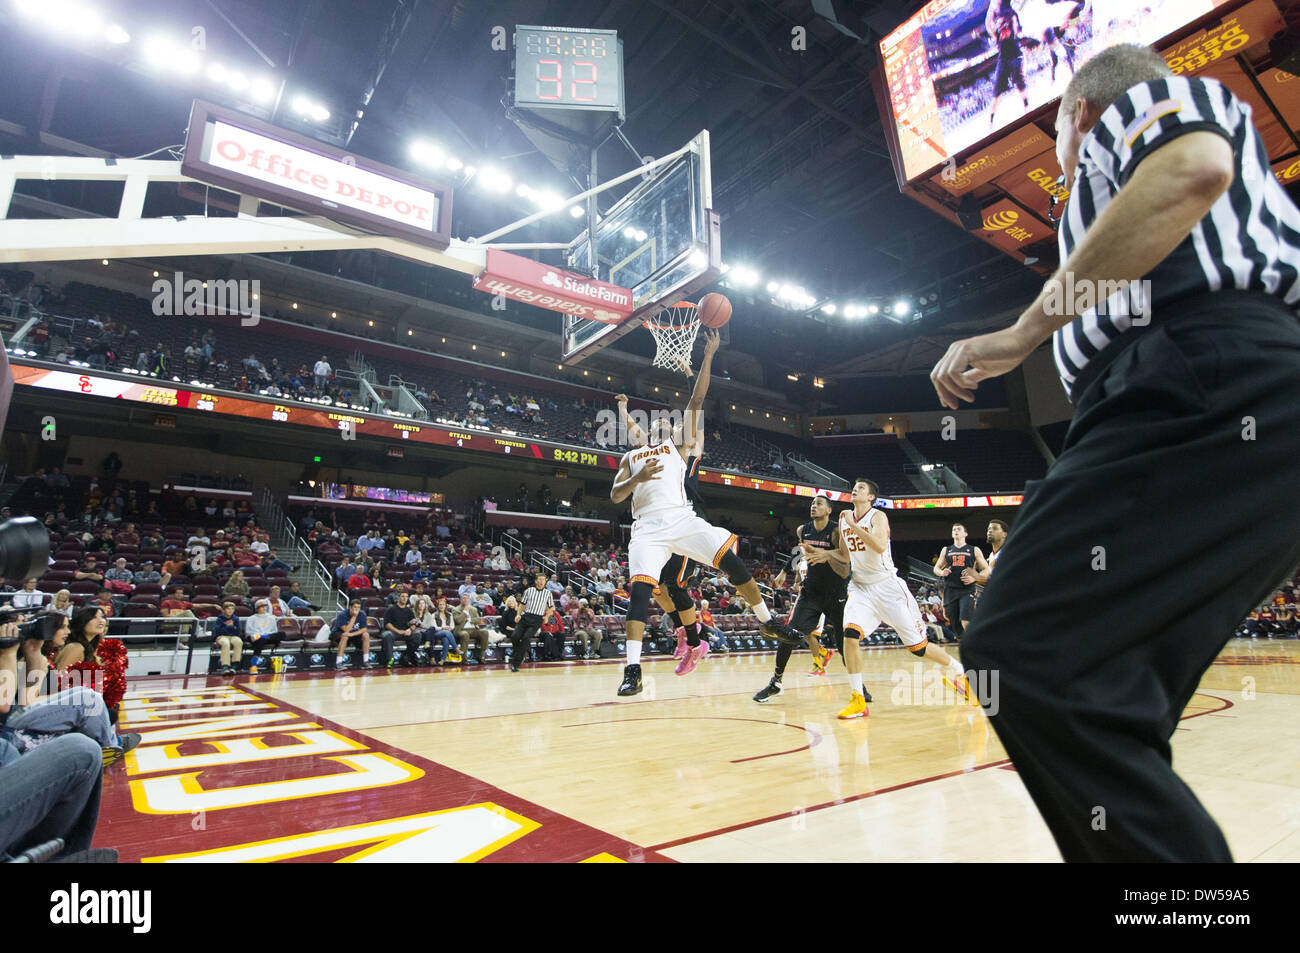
[616,329,720,661]
[754,494,864,703]
[934,523,989,640]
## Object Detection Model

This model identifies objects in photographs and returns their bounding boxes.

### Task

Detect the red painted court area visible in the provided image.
[97,677,670,863]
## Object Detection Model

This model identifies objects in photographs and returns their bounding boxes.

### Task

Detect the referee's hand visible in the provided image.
[931,324,1038,409]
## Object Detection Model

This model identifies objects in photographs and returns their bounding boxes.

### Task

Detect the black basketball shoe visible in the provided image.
[760,619,804,647]
[753,677,784,703]
[617,663,643,697]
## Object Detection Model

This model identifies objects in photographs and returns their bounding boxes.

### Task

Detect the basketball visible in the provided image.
[697,293,732,328]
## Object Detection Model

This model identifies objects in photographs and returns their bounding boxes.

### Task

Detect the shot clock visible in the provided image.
[513,25,625,120]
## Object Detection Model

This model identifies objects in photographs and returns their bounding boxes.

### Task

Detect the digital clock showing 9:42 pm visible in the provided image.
[513,25,625,118]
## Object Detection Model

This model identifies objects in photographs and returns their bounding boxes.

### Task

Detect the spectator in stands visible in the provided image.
[261,549,295,574]
[265,586,290,617]
[335,556,355,587]
[313,356,332,392]
[160,551,188,581]
[75,558,105,585]
[381,590,420,669]
[149,342,168,377]
[247,534,268,555]
[49,590,73,618]
[411,562,433,586]
[285,581,315,612]
[8,579,45,610]
[346,564,372,591]
[243,600,279,660]
[403,544,421,567]
[87,530,115,555]
[412,596,458,665]
[132,561,161,587]
[105,558,133,591]
[114,522,139,547]
[210,602,243,676]
[159,587,197,619]
[453,594,491,662]
[540,610,567,661]
[331,598,371,670]
[570,600,601,659]
[457,575,476,600]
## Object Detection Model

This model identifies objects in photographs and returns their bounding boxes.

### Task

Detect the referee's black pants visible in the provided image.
[510,613,543,668]
[962,294,1300,862]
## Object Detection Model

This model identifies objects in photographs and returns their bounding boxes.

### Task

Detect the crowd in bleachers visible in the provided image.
[6,272,795,482]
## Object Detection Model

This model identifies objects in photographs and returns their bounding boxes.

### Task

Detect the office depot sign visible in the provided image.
[473,249,634,321]
[183,101,453,250]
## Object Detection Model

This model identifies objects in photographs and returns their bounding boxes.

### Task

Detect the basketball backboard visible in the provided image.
[561,129,720,363]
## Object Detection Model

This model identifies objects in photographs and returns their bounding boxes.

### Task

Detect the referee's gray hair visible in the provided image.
[1060,44,1174,119]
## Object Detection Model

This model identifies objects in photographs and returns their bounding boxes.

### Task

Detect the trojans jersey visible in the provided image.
[623,441,689,520]
[839,506,898,587]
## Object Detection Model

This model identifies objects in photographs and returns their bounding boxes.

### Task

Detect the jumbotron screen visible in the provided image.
[881,0,1236,182]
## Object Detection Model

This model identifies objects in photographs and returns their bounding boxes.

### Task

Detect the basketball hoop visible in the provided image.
[642,301,700,375]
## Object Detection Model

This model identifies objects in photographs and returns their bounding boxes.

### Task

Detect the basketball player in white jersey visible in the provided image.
[615,330,720,662]
[817,478,974,719]
[611,415,794,697]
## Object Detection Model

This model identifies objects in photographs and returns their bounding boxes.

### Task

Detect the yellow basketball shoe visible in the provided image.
[943,671,979,706]
[837,691,868,720]
[809,646,836,676]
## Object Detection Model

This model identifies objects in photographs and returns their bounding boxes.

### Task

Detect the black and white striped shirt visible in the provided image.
[522,586,554,617]
[1055,75,1300,399]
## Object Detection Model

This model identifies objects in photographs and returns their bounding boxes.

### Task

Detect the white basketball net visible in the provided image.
[642,302,700,375]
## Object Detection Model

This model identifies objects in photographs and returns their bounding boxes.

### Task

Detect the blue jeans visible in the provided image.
[423,628,457,662]
[266,558,293,572]
[288,595,312,610]
[1,687,118,752]
[0,733,103,859]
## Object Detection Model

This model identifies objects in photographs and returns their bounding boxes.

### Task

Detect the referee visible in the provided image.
[931,44,1300,862]
[510,572,555,673]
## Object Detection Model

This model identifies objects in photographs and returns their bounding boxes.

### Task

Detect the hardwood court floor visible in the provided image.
[238,639,1300,862]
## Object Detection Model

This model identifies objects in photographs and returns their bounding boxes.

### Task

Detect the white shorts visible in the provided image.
[628,507,737,588]
[844,576,928,649]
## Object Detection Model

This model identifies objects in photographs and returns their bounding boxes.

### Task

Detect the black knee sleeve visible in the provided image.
[908,642,928,657]
[717,550,752,587]
[668,585,694,614]
[627,581,655,624]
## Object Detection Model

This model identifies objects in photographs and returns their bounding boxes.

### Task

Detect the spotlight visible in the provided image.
[104,24,130,44]
[893,300,909,316]
[249,78,275,102]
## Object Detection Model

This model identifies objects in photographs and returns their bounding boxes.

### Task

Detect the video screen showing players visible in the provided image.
[882,0,1233,181]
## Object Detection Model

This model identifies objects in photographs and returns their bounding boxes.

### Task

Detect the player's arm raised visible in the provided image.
[964,547,992,585]
[611,456,661,504]
[683,329,719,455]
[615,394,646,447]
[843,508,890,555]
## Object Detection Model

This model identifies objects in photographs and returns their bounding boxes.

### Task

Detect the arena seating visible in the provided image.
[16,278,799,482]
[907,429,1048,492]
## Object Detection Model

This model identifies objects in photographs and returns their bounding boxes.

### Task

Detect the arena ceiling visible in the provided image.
[0,0,1044,392]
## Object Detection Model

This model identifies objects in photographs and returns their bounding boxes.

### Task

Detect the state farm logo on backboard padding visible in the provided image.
[473,249,634,322]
